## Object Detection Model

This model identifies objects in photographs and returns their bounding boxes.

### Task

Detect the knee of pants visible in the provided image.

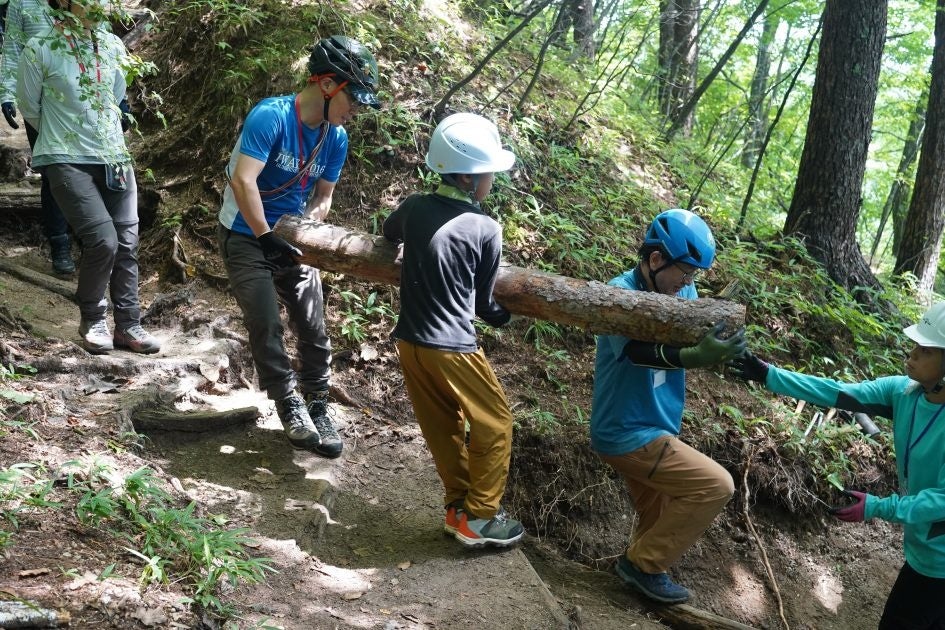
[244,312,284,338]
[80,227,119,258]
[712,470,736,503]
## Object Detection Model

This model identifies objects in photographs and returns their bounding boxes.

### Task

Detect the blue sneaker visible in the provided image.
[616,555,690,604]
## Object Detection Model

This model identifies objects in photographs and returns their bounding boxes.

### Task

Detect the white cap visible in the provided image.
[904,302,945,349]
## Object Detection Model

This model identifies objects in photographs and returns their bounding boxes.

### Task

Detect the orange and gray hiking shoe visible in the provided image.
[444,500,464,535]
[113,324,161,354]
[454,506,524,548]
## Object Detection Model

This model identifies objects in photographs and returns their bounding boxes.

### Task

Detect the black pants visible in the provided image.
[879,562,945,630]
[217,225,331,400]
[25,122,69,241]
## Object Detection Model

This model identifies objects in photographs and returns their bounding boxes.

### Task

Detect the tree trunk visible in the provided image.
[784,0,887,297]
[273,216,746,346]
[870,89,925,265]
[894,0,945,294]
[738,17,822,231]
[657,0,699,136]
[742,9,777,168]
[569,0,596,60]
[662,0,770,143]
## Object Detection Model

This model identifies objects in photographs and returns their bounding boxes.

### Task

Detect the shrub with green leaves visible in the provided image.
[67,463,274,616]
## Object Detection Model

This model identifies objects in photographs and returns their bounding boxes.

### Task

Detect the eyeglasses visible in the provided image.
[341,85,361,110]
[674,263,701,282]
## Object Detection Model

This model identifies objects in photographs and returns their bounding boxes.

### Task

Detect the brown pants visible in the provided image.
[396,340,513,519]
[599,435,734,574]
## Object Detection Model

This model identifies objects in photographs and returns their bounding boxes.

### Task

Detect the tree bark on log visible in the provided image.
[133,405,259,433]
[651,603,759,630]
[274,216,746,346]
[0,183,41,213]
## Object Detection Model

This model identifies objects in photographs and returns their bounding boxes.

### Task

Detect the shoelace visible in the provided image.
[122,324,149,340]
[282,397,311,431]
[311,413,337,438]
[90,320,110,335]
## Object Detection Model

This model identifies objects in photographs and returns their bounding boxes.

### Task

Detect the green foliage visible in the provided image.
[716,236,913,378]
[0,363,37,404]
[337,290,396,344]
[0,464,59,551]
[63,462,275,616]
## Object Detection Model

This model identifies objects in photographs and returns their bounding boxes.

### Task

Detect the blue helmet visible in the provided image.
[644,209,716,269]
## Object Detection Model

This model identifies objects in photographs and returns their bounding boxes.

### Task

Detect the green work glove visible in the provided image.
[679,324,746,369]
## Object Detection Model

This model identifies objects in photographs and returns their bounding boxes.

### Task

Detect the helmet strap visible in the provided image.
[309,74,349,123]
[646,250,675,292]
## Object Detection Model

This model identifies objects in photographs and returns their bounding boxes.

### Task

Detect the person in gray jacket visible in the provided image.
[1,0,74,274]
[17,0,158,353]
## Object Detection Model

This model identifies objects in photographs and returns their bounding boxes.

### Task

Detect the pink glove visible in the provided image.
[830,489,867,522]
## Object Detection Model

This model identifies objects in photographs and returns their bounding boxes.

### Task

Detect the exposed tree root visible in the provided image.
[0,259,76,303]
[741,445,790,630]
[650,602,760,630]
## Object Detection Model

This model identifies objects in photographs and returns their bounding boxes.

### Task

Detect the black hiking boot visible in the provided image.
[49,234,75,275]
[304,390,343,459]
[275,393,322,450]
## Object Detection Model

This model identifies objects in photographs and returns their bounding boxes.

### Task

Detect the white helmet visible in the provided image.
[425,113,516,175]
[904,302,945,349]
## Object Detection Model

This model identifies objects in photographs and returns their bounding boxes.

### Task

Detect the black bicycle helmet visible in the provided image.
[308,35,380,109]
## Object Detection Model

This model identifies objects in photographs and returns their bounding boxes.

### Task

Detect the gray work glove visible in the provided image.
[679,324,746,368]
[1,102,18,129]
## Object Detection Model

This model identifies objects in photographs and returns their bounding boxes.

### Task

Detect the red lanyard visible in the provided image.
[65,33,101,84]
[294,95,311,191]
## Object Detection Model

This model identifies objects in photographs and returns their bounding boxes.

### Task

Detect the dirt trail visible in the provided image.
[0,227,905,630]
[0,241,671,629]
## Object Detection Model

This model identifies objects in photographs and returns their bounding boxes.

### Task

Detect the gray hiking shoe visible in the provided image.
[454,506,524,548]
[114,324,161,354]
[79,318,113,354]
[305,390,343,459]
[275,393,322,450]
[616,555,690,604]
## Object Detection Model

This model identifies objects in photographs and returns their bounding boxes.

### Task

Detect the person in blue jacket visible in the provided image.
[217,35,380,458]
[730,301,945,629]
[592,209,746,604]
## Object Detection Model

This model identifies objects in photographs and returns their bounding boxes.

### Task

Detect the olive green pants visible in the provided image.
[395,340,513,520]
[599,435,734,574]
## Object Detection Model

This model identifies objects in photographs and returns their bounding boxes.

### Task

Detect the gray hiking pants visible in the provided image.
[46,163,141,327]
[217,225,331,400]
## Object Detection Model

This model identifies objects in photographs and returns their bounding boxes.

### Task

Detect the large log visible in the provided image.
[0,182,41,213]
[274,215,745,345]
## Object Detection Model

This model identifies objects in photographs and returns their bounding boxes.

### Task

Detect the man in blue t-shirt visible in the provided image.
[217,35,380,459]
[591,209,745,604]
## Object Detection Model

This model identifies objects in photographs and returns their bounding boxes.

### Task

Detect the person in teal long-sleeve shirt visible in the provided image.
[731,301,945,629]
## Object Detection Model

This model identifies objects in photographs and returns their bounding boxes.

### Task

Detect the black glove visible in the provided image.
[728,350,770,384]
[118,98,132,133]
[1,102,18,129]
[257,231,302,268]
[679,324,746,368]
